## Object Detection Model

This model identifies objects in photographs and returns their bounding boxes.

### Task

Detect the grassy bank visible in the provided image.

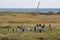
[0,12,60,40]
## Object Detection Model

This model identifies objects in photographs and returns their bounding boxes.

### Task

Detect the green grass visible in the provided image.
[0,24,60,40]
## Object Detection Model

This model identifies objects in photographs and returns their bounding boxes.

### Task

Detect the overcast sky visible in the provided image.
[0,0,60,8]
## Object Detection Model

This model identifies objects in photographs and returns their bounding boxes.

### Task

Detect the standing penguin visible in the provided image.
[34,24,39,32]
[21,25,26,32]
[39,27,43,33]
[48,24,52,31]
[8,28,11,32]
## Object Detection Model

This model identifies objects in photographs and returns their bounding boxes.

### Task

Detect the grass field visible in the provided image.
[0,12,60,40]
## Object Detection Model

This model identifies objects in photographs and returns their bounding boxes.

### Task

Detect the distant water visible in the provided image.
[0,8,60,12]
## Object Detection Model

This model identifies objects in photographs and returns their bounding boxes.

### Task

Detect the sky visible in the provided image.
[0,0,60,8]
